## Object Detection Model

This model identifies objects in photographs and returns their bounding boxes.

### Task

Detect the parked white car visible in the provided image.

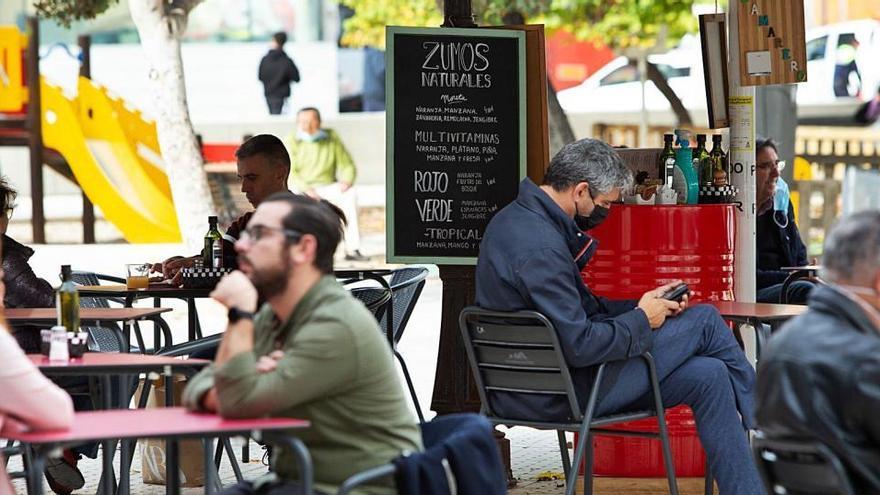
[557,20,880,123]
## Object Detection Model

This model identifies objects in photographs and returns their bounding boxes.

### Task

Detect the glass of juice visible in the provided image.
[126,263,150,290]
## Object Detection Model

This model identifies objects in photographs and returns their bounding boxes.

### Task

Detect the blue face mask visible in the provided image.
[297,129,327,143]
[773,177,790,228]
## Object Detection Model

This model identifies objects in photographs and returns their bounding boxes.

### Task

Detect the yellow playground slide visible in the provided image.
[41,77,182,243]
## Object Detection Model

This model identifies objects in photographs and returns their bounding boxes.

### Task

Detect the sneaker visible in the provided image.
[44,450,85,494]
[344,250,369,262]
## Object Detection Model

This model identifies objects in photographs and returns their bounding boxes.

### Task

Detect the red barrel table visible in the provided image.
[580,204,737,477]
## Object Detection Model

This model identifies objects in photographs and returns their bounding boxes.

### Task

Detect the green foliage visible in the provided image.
[343,0,698,52]
[341,0,443,48]
[33,0,118,27]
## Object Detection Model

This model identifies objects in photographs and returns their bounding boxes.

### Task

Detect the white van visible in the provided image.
[798,20,880,121]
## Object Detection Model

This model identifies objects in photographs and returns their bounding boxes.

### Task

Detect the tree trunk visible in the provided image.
[642,59,693,127]
[547,78,576,156]
[129,0,213,250]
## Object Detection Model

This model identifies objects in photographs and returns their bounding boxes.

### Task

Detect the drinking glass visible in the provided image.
[126,263,151,290]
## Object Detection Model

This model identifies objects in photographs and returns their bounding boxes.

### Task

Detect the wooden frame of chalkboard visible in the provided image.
[385,26,527,265]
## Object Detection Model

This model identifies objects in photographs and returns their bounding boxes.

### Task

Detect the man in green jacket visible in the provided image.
[285,107,367,261]
[182,192,422,494]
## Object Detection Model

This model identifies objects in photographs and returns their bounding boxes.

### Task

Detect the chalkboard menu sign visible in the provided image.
[386,27,526,264]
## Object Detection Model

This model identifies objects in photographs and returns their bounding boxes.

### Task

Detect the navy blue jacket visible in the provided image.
[756,201,807,290]
[475,179,652,420]
[394,414,506,495]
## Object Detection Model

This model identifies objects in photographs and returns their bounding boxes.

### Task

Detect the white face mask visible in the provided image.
[297,129,327,143]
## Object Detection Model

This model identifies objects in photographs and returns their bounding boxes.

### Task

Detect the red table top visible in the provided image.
[1,407,309,444]
[28,353,209,370]
[4,307,171,322]
[708,300,807,320]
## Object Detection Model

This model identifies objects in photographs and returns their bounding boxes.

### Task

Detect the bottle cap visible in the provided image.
[712,134,723,142]
[208,215,218,223]
[60,265,72,280]
[663,134,674,142]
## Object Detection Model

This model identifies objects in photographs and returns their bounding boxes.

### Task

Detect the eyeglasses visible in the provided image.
[239,225,303,243]
[757,160,786,172]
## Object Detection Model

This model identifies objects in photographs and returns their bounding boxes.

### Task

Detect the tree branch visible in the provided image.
[643,59,693,127]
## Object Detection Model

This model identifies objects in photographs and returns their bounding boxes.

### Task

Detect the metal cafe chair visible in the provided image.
[459,307,680,495]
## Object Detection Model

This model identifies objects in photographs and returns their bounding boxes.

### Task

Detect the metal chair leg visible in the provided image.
[583,432,594,495]
[395,350,424,422]
[566,365,604,495]
[223,438,243,482]
[644,353,680,495]
[557,430,572,484]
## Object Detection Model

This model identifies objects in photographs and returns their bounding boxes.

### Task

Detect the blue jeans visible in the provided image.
[593,305,762,495]
[756,280,814,304]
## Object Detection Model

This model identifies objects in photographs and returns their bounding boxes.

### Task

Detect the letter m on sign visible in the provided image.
[758,15,769,26]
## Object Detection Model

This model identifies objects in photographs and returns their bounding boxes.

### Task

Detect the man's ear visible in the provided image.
[574,181,590,198]
[291,234,318,265]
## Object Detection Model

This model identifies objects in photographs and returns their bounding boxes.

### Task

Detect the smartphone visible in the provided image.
[661,283,689,302]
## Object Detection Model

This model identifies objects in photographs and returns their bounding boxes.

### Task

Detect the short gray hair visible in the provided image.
[821,211,880,285]
[543,138,633,194]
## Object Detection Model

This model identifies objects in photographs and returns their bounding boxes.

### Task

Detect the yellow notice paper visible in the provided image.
[728,96,755,152]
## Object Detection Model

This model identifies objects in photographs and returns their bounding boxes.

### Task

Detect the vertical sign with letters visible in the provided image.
[386,27,526,264]
[737,0,808,86]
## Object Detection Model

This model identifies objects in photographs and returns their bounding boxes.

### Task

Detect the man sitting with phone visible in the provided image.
[475,139,762,494]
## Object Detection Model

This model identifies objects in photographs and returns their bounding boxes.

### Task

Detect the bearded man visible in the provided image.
[183,192,421,495]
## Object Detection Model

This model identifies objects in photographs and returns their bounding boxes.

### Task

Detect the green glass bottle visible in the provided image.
[693,134,711,186]
[203,216,223,269]
[658,134,676,188]
[57,265,80,333]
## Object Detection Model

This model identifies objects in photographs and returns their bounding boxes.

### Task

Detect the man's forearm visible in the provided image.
[215,321,255,367]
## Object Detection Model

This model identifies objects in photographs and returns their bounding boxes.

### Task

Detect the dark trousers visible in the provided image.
[756,280,814,304]
[594,304,762,495]
[266,96,286,115]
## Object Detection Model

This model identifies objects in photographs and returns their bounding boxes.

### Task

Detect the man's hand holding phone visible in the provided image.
[638,280,685,329]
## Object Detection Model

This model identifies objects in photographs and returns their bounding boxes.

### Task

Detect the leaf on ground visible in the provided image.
[535,470,564,481]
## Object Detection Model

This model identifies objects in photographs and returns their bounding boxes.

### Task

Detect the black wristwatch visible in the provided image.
[228,307,255,323]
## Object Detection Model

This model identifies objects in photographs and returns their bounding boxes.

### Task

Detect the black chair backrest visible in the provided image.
[379,267,428,344]
[752,435,857,495]
[71,270,124,352]
[349,286,392,323]
[459,307,581,421]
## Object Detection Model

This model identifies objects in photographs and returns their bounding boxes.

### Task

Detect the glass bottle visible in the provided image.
[203,216,223,269]
[709,135,728,187]
[57,265,80,334]
[659,134,676,189]
[693,134,711,186]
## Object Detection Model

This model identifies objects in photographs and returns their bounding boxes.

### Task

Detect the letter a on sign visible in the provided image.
[751,3,759,15]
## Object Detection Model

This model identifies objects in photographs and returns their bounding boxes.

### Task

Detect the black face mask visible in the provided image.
[574,189,610,231]
[576,204,609,231]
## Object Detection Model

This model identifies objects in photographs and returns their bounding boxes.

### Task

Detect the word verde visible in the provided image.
[421,41,492,88]
[743,0,807,81]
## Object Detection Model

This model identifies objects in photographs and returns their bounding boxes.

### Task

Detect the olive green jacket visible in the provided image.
[183,275,422,494]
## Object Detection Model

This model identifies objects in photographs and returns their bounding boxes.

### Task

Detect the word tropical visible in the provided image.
[743,0,807,81]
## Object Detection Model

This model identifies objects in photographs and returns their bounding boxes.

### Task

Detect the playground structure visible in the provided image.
[0,19,241,244]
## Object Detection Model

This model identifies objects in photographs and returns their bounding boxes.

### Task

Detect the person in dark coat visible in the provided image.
[0,178,54,352]
[0,177,94,494]
[755,137,814,304]
[475,139,762,494]
[258,31,300,115]
[756,211,880,494]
